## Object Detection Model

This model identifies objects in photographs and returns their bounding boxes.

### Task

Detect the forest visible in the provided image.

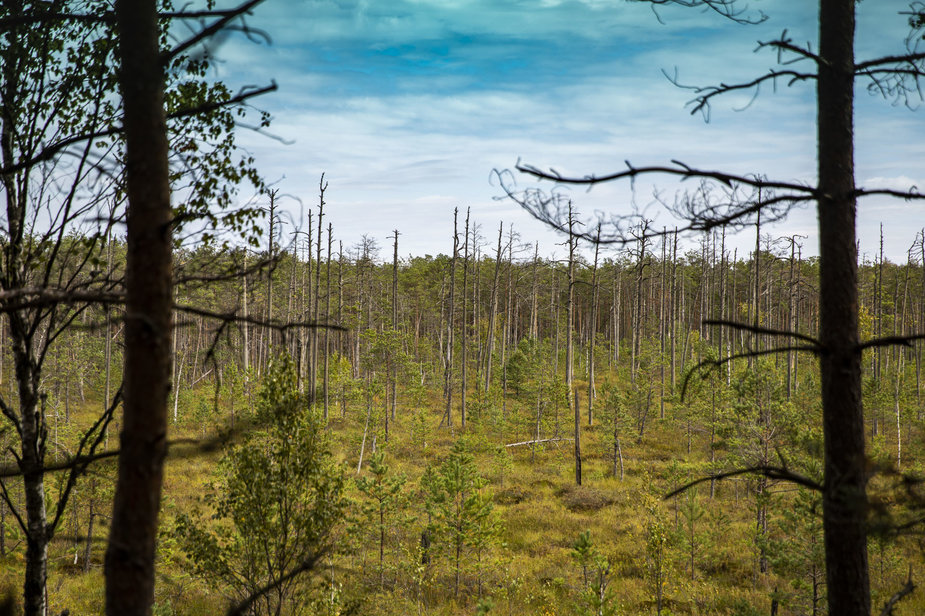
[3,216,925,615]
[2,0,925,615]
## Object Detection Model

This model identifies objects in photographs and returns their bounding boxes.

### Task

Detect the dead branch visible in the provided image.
[664,465,822,500]
[514,159,814,195]
[666,66,816,119]
[164,0,266,63]
[225,550,326,616]
[0,82,276,178]
[703,318,820,346]
[644,0,766,25]
[879,567,915,616]
[680,344,821,400]
[857,333,925,352]
[505,437,574,448]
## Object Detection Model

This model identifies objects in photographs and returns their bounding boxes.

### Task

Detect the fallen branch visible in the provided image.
[506,437,574,448]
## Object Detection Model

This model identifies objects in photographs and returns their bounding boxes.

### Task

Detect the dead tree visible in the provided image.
[499,2,925,613]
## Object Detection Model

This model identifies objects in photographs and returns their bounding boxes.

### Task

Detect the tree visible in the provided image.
[0,2,272,613]
[571,531,616,616]
[502,2,925,613]
[769,487,826,615]
[176,357,345,616]
[644,494,670,616]
[0,5,121,613]
[422,439,501,600]
[105,3,173,614]
[355,449,409,589]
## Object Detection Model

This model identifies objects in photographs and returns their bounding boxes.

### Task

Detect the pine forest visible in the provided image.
[2,1,925,616]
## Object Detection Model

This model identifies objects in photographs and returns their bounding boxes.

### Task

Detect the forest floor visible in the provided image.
[1,378,923,616]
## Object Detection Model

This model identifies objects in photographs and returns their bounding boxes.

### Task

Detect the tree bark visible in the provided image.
[461,211,470,428]
[106,2,173,614]
[817,2,870,613]
[443,210,458,426]
[484,223,503,392]
[324,223,333,419]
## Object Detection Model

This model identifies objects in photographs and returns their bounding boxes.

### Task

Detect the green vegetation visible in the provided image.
[2,232,924,614]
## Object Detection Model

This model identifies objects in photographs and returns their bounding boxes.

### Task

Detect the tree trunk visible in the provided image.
[14,345,48,616]
[484,223,503,392]
[391,229,399,423]
[460,211,470,428]
[106,2,173,614]
[817,2,870,613]
[324,224,333,420]
[588,225,601,426]
[443,210,458,427]
[313,178,326,403]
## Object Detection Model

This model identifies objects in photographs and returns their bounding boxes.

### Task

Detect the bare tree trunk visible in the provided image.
[242,251,250,373]
[443,210,458,427]
[588,224,601,426]
[530,243,539,339]
[484,223,503,392]
[312,178,326,403]
[265,190,277,371]
[83,479,96,572]
[631,221,650,383]
[502,224,514,422]
[659,229,667,419]
[817,2,870,613]
[301,210,312,387]
[12,338,48,616]
[391,229,399,423]
[324,223,333,420]
[461,211,470,428]
[567,204,579,485]
[106,2,172,613]
[671,229,679,391]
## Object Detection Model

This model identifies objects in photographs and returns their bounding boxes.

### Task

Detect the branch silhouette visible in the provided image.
[665,465,822,500]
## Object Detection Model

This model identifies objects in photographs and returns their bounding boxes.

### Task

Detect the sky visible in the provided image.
[204,0,925,263]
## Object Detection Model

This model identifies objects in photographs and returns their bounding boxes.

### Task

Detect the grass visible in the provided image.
[1,378,924,616]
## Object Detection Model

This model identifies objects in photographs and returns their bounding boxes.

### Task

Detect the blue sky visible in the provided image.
[212,0,924,262]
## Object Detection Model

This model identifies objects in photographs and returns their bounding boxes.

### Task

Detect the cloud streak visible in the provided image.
[215,0,924,261]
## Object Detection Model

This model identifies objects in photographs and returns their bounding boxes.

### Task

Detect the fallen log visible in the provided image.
[505,437,574,448]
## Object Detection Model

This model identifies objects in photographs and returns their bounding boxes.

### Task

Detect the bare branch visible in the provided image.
[495,164,814,247]
[225,550,326,616]
[680,345,821,400]
[639,0,767,25]
[0,425,252,480]
[879,567,915,616]
[0,394,22,437]
[857,333,925,352]
[703,318,820,347]
[47,388,122,535]
[756,31,822,65]
[856,187,925,201]
[666,66,816,119]
[164,0,267,63]
[514,159,815,194]
[0,12,112,29]
[174,302,346,334]
[665,465,822,499]
[856,52,925,72]
[0,82,276,178]
[0,479,27,534]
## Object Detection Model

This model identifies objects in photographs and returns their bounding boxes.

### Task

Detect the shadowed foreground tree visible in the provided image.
[500,2,925,614]
[105,1,173,613]
[108,1,274,614]
[0,1,273,613]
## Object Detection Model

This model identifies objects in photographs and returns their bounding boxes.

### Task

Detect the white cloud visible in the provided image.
[861,176,921,192]
[210,0,925,262]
